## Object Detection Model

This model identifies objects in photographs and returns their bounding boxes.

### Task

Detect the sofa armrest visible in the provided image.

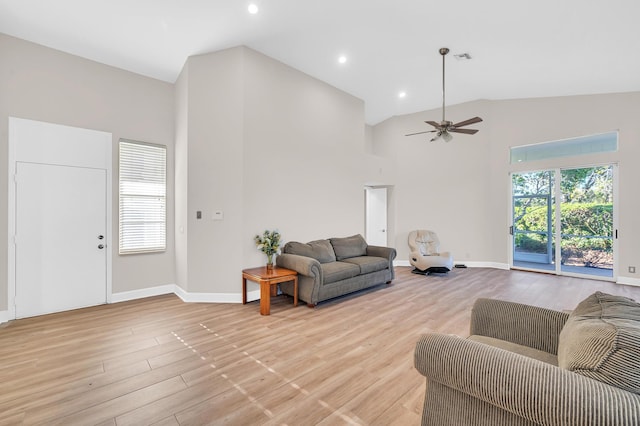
[415,333,640,426]
[470,298,569,355]
[366,245,396,260]
[276,253,322,280]
[366,245,397,280]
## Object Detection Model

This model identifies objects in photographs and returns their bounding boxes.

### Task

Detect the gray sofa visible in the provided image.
[414,292,640,425]
[276,234,396,307]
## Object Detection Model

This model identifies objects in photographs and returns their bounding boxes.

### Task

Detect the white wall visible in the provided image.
[3,31,638,313]
[0,33,176,312]
[174,63,189,293]
[242,47,366,249]
[374,93,640,282]
[488,93,640,279]
[376,101,493,264]
[176,47,246,295]
[174,47,369,296]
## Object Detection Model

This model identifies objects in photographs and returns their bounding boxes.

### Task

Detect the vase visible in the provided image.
[266,254,274,270]
[266,263,274,271]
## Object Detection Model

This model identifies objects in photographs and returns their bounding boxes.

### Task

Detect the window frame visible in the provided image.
[118,139,167,255]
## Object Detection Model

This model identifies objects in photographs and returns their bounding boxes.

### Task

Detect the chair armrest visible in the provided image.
[415,333,640,425]
[276,253,322,280]
[470,298,569,354]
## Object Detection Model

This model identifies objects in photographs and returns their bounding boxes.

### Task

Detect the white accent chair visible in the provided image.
[408,230,454,274]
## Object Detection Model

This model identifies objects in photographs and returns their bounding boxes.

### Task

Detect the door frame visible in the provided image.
[8,118,113,320]
[509,163,618,281]
[365,186,388,246]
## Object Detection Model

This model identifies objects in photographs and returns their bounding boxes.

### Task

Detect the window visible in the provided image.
[510,131,618,164]
[119,139,166,254]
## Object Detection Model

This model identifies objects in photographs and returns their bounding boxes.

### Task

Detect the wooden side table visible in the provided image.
[242,266,298,315]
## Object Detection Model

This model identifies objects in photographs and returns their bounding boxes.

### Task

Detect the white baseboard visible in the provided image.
[393,260,509,270]
[463,261,510,270]
[112,284,261,305]
[173,286,260,304]
[617,276,640,287]
[0,310,10,325]
[111,284,176,303]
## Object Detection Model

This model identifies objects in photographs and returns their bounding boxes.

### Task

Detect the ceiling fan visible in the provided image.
[406,47,482,142]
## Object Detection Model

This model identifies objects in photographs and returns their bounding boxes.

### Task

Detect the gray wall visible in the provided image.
[177,47,246,295]
[174,47,368,295]
[374,93,640,282]
[0,34,176,311]
[2,31,639,315]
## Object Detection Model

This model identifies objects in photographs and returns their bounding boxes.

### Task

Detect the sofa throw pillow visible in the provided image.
[557,291,640,394]
[330,234,368,261]
[283,240,336,264]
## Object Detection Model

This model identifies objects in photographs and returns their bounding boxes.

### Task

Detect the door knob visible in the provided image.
[98,244,104,249]
[98,235,104,240]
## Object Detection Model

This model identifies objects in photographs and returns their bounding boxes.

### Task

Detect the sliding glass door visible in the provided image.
[511,165,615,279]
[559,167,614,277]
[512,171,555,271]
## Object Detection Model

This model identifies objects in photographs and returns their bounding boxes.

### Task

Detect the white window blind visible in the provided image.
[119,140,166,254]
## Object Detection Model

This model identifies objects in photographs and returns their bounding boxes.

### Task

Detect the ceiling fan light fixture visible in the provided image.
[442,132,453,142]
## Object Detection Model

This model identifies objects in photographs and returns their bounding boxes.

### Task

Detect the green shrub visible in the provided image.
[515,203,612,254]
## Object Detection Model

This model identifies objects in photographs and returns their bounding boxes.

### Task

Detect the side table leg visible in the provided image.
[293,277,298,307]
[242,277,247,304]
[259,280,271,315]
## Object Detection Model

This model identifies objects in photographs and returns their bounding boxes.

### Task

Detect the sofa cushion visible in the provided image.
[341,256,388,275]
[320,262,360,284]
[557,291,640,394]
[330,234,368,260]
[283,239,336,264]
[469,335,558,366]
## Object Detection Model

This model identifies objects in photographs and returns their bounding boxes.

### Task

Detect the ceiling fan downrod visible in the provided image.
[404,46,482,140]
[439,47,449,125]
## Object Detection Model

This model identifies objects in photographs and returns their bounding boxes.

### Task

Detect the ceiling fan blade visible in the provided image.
[452,116,483,128]
[424,120,441,128]
[449,128,479,135]
[405,130,437,136]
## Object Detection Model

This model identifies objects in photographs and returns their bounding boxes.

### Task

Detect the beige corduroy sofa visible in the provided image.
[414,292,640,425]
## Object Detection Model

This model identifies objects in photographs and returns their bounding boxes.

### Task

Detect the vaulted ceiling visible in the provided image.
[1,0,638,124]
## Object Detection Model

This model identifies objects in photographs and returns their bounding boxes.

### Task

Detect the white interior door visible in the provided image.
[366,187,387,246]
[15,162,107,318]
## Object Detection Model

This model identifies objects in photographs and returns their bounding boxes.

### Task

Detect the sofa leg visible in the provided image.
[386,280,393,284]
[307,303,316,308]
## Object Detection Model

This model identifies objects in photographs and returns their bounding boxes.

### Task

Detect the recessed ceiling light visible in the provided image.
[338,55,347,64]
[248,4,259,14]
[398,91,407,99]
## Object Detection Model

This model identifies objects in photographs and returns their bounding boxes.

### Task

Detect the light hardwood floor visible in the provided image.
[2,267,640,425]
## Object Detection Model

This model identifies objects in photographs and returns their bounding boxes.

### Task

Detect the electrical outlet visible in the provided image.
[629,266,636,274]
